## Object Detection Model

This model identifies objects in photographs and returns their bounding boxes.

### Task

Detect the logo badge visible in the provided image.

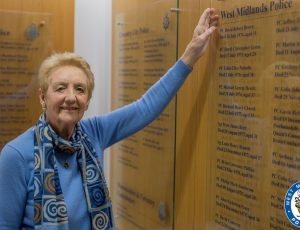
[284,181,300,228]
[162,14,170,30]
[25,23,40,40]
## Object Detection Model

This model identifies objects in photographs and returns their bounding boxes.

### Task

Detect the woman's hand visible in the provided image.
[181,8,219,67]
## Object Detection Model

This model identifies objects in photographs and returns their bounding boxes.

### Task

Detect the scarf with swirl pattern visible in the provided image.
[34,114,114,229]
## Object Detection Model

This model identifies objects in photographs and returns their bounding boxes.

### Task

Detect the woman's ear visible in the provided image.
[39,88,46,110]
[85,101,90,111]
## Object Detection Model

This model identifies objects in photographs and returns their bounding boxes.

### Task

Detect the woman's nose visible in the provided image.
[65,89,77,102]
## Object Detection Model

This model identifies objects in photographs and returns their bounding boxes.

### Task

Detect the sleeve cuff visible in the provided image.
[177,59,193,75]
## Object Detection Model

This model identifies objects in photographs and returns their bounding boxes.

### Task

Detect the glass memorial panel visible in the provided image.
[0,10,52,149]
[208,0,300,229]
[110,0,178,229]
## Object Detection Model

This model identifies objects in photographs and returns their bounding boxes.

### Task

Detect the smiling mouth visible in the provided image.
[61,107,79,111]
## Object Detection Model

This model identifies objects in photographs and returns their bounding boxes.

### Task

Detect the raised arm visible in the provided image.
[83,8,219,148]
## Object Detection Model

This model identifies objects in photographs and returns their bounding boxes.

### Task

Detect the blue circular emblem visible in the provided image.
[25,23,40,40]
[284,181,300,228]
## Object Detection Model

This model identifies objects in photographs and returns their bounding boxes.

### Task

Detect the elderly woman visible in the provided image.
[0,8,218,230]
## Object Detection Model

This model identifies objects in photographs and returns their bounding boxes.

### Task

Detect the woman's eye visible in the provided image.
[77,87,86,93]
[56,86,65,92]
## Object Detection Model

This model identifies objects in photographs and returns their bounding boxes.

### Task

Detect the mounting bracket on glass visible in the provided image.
[170,7,182,13]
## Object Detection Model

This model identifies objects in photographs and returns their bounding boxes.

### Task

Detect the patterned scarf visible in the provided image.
[34,114,114,229]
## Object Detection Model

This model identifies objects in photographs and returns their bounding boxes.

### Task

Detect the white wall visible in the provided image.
[74,0,112,183]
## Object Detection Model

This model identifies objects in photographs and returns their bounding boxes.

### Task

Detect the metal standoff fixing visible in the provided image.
[39,20,46,27]
[170,7,181,13]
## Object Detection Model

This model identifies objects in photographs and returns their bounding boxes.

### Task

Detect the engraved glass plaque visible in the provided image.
[0,11,52,149]
[208,1,300,229]
[110,1,177,229]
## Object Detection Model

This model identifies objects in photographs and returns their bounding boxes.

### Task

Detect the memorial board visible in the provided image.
[208,0,300,229]
[0,11,52,149]
[110,1,177,229]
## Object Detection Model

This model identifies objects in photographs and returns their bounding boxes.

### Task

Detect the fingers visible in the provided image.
[195,8,219,39]
[210,15,219,27]
[198,8,212,26]
[198,8,219,29]
[199,26,217,41]
[199,8,217,26]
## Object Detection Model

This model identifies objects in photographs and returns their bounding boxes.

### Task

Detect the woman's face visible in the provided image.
[39,65,90,139]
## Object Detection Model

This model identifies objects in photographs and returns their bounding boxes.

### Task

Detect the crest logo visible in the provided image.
[162,14,170,30]
[25,23,40,40]
[284,181,300,228]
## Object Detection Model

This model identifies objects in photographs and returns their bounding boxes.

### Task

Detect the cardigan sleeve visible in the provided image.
[81,59,192,149]
[0,144,28,229]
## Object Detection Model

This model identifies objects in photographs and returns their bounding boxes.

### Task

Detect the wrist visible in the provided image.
[180,54,194,69]
[180,56,194,70]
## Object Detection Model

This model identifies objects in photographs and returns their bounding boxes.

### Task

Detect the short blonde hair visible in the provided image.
[38,52,95,99]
